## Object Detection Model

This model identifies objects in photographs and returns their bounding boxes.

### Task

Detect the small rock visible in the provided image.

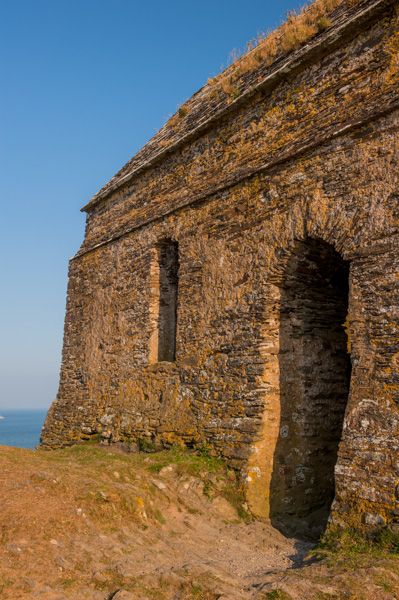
[152,479,166,490]
[135,496,147,519]
[6,543,22,555]
[159,464,175,476]
[364,512,385,527]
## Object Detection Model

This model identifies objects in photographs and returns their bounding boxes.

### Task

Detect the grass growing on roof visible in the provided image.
[173,0,361,119]
[217,0,360,94]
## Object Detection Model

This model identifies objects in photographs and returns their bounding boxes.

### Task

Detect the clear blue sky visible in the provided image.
[0,0,303,410]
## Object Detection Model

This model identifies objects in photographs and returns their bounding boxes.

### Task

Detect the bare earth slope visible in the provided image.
[0,445,398,600]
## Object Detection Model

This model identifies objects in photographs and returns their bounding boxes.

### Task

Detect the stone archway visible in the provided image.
[269,238,351,539]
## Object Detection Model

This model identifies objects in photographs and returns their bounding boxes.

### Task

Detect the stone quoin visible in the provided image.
[42,0,399,538]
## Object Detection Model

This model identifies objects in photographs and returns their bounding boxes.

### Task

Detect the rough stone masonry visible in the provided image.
[42,0,399,538]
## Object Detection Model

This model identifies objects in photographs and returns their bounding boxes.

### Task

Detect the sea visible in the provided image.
[0,410,47,449]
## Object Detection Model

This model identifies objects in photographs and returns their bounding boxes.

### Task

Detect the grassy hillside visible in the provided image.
[0,444,398,599]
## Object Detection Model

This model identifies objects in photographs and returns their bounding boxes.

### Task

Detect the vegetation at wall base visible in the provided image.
[1,443,399,598]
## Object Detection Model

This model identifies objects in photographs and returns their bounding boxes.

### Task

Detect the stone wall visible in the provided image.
[42,0,399,536]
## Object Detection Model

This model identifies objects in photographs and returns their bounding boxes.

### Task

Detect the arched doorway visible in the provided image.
[270,238,351,539]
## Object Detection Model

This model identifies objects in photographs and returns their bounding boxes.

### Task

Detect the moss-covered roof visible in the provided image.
[83,0,387,212]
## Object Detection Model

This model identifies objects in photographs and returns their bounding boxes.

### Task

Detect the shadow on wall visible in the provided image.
[270,238,351,540]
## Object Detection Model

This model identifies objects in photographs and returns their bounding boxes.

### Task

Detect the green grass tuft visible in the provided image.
[144,446,225,478]
[316,16,332,31]
[137,437,157,453]
[314,526,399,563]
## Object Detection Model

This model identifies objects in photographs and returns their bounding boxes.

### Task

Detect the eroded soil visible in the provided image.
[0,445,398,600]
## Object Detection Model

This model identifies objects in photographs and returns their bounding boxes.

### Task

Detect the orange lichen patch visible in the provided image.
[384,7,399,82]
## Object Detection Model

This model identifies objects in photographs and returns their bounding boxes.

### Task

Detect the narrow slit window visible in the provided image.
[149,240,179,363]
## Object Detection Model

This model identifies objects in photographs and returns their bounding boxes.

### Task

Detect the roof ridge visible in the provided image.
[83,0,391,212]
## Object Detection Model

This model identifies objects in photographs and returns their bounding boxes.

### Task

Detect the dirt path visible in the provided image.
[0,445,398,600]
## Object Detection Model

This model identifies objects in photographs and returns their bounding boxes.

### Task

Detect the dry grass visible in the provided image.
[1,445,399,599]
[172,0,361,119]
[217,0,360,95]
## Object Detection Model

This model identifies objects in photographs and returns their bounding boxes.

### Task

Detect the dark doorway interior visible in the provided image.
[270,238,351,540]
